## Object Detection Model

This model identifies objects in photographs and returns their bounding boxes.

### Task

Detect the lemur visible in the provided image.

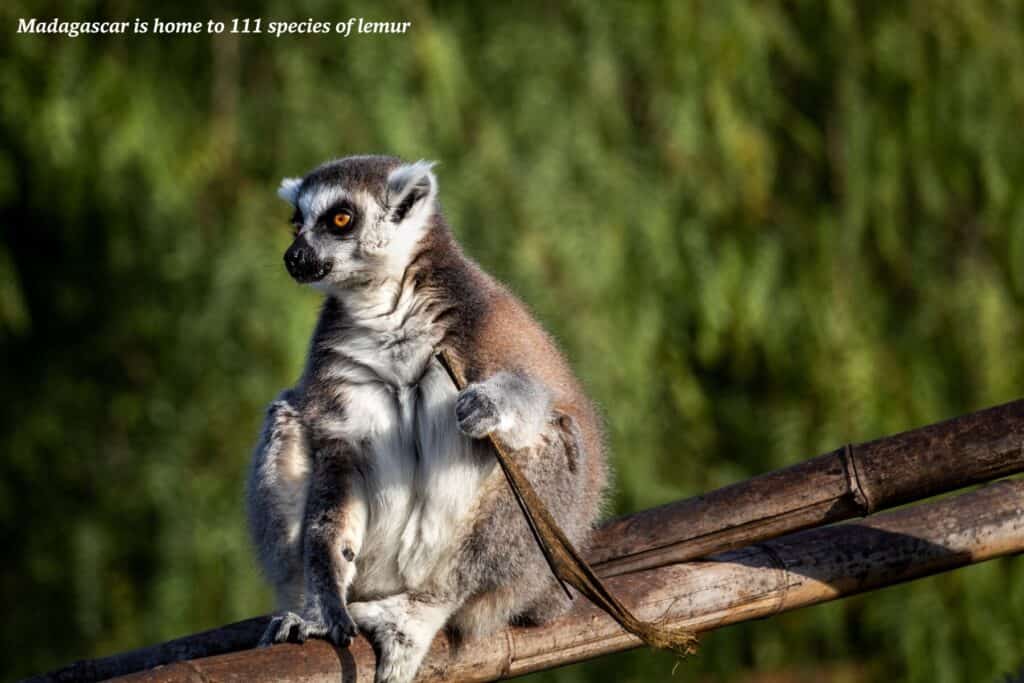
[247,155,608,683]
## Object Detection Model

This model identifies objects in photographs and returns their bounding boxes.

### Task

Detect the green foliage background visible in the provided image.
[2,1,1024,681]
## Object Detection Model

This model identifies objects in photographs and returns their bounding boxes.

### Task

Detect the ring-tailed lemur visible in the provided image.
[247,155,608,683]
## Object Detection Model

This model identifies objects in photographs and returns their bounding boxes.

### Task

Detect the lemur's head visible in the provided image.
[277,155,439,291]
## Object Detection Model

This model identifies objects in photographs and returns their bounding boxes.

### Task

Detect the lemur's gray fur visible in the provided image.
[246,155,608,683]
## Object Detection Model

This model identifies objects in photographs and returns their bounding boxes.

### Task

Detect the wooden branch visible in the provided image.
[107,479,1024,682]
[30,398,1024,682]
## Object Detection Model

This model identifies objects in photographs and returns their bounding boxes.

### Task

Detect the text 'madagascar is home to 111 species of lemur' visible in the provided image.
[246,156,609,683]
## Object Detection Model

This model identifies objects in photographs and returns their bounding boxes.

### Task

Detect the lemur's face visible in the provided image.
[277,156,438,291]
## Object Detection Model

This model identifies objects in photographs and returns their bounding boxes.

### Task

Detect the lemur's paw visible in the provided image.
[258,608,358,648]
[318,606,359,647]
[348,602,421,683]
[267,389,301,422]
[456,385,503,438]
[259,612,303,646]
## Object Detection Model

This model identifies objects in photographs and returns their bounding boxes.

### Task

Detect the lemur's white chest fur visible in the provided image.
[318,283,496,600]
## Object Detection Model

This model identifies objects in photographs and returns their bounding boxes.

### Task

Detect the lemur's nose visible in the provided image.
[284,244,303,270]
[284,236,327,283]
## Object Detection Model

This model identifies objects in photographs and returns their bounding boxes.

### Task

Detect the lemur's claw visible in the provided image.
[259,611,304,646]
[258,609,357,648]
[456,386,501,438]
[329,620,358,647]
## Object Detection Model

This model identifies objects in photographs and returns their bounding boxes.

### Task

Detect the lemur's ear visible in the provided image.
[387,160,437,223]
[277,177,302,204]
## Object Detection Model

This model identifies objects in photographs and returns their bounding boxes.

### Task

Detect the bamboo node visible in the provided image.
[842,443,876,515]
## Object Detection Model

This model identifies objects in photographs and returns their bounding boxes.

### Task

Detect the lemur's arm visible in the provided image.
[260,439,367,648]
[247,389,310,611]
[449,287,591,458]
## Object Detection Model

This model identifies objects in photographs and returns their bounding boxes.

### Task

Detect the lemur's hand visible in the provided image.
[259,600,358,648]
[455,373,553,449]
[455,384,503,439]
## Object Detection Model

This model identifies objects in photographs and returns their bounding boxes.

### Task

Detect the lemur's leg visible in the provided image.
[260,440,368,648]
[246,390,311,610]
[455,370,553,450]
[348,593,454,683]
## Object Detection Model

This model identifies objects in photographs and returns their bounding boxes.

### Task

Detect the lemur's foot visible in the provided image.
[455,385,502,438]
[259,607,358,648]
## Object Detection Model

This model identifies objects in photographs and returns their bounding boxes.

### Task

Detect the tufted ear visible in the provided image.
[277,177,302,204]
[386,160,437,223]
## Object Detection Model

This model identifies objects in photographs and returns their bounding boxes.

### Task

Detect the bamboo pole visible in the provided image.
[106,479,1024,682]
[592,397,1024,576]
[29,398,1024,682]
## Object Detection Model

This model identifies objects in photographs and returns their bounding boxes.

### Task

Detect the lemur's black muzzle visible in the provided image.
[284,236,332,283]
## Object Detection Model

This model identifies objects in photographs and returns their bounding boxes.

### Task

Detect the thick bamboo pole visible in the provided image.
[592,398,1024,576]
[30,398,1024,682]
[107,479,1024,682]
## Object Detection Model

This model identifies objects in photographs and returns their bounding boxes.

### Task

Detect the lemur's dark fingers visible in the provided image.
[283,612,307,643]
[274,611,357,647]
[455,387,496,420]
[457,412,500,438]
[259,612,303,647]
[456,387,502,438]
[328,620,357,648]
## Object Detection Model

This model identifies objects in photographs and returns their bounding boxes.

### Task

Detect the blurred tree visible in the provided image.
[1,1,1023,681]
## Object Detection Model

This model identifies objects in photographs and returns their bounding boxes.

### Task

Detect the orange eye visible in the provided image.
[333,211,352,229]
